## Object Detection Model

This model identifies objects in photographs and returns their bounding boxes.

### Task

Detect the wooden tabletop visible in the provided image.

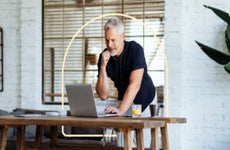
[113,116,187,124]
[0,115,165,129]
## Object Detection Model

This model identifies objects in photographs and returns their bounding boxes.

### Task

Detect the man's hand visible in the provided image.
[101,50,111,67]
[104,106,123,116]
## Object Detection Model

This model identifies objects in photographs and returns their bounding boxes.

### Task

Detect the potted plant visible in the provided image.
[195,5,230,73]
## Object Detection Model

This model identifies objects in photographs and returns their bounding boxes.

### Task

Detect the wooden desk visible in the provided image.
[144,117,186,150]
[113,117,187,150]
[0,115,164,150]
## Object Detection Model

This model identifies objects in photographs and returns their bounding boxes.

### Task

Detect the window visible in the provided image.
[42,0,165,104]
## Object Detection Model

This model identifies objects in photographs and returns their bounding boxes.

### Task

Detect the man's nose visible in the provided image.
[108,41,113,48]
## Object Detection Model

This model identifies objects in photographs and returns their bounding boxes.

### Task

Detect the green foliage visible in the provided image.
[195,5,230,73]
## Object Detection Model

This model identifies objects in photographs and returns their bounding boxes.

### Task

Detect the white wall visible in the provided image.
[0,0,61,111]
[0,0,21,110]
[166,0,230,149]
[0,0,230,149]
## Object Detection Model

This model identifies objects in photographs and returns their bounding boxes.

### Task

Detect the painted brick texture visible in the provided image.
[0,0,230,149]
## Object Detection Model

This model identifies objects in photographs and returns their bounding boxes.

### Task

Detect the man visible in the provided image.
[96,17,155,116]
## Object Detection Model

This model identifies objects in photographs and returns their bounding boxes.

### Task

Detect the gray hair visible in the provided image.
[104,17,124,34]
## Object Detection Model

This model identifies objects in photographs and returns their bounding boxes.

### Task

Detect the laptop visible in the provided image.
[65,84,119,118]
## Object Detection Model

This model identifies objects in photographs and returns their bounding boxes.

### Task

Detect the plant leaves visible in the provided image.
[226,25,230,53]
[203,5,230,24]
[224,64,230,73]
[195,40,230,65]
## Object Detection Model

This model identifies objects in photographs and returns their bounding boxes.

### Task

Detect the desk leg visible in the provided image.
[161,124,169,150]
[0,126,3,141]
[122,128,132,150]
[1,126,8,150]
[16,126,25,150]
[150,128,158,150]
[135,129,144,150]
[50,126,58,148]
[34,125,43,148]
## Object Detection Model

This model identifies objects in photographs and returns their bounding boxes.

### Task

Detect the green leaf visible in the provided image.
[226,25,230,53]
[195,40,230,65]
[224,64,230,73]
[203,5,230,24]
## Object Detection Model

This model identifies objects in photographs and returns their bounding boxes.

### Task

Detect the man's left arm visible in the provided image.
[105,68,144,115]
[117,68,144,114]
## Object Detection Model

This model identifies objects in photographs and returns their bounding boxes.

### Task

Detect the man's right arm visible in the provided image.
[96,51,111,100]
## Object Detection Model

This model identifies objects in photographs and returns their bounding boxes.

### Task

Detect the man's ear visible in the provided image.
[122,32,125,39]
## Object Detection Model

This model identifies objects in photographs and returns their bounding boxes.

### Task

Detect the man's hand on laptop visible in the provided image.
[104,106,122,115]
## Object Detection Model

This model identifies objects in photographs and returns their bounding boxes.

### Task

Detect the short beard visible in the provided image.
[110,51,116,57]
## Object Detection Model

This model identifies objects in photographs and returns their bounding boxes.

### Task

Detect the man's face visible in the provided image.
[104,27,125,57]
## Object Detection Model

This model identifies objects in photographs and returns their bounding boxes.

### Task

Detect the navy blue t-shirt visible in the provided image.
[97,41,155,111]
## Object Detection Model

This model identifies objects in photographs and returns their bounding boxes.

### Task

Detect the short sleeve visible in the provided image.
[129,42,147,71]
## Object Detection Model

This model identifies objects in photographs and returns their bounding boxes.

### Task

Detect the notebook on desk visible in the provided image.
[65,84,119,118]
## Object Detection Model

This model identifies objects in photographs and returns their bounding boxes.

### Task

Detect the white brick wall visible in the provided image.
[20,0,42,109]
[166,0,230,149]
[0,0,21,110]
[0,0,230,149]
[0,0,61,110]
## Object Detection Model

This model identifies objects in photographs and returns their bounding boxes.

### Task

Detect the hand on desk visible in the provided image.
[104,106,122,115]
